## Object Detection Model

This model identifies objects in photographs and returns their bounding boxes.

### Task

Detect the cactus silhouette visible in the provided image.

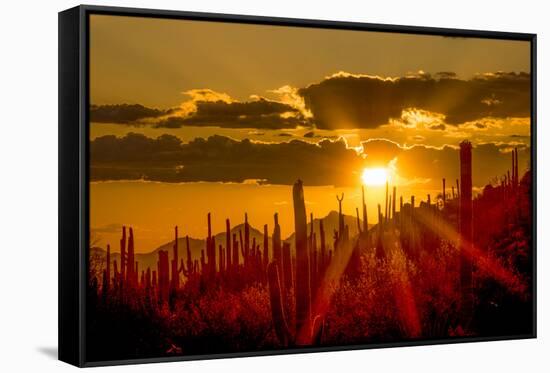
[459,140,473,323]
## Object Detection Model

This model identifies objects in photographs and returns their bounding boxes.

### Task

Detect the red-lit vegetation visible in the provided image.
[87,143,532,361]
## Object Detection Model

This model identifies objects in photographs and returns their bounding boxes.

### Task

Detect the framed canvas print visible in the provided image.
[58,5,537,367]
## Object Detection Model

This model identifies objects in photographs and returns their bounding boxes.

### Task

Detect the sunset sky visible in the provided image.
[89,14,531,252]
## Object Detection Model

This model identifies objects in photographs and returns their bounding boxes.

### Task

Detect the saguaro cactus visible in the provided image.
[105,244,111,293]
[442,178,446,205]
[226,219,232,272]
[171,226,179,290]
[272,213,282,269]
[392,186,397,224]
[126,227,135,288]
[356,208,362,235]
[516,148,519,186]
[267,180,325,347]
[244,213,250,262]
[112,260,118,290]
[206,213,216,277]
[336,193,344,236]
[158,250,170,305]
[385,181,389,223]
[232,233,239,269]
[293,180,312,345]
[267,262,291,345]
[362,186,368,233]
[319,219,326,272]
[459,140,473,322]
[120,226,126,288]
[282,242,293,291]
[218,244,224,273]
[185,235,193,276]
[263,224,269,270]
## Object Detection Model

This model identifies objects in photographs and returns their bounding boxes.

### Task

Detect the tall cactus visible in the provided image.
[105,244,111,293]
[218,244,224,273]
[185,235,193,276]
[511,147,516,188]
[442,178,446,205]
[112,259,118,291]
[120,226,126,289]
[356,208,362,235]
[268,180,325,347]
[157,250,170,305]
[232,233,239,269]
[282,242,293,291]
[226,219,232,273]
[263,224,269,270]
[267,262,291,345]
[336,193,344,237]
[385,181,389,223]
[319,219,326,272]
[361,185,368,233]
[392,186,397,224]
[244,213,250,263]
[459,140,473,322]
[293,180,312,345]
[206,213,216,277]
[126,227,135,288]
[272,213,282,268]
[171,226,179,290]
[515,147,519,186]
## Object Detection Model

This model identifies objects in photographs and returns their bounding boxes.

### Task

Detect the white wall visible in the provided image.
[0,0,547,371]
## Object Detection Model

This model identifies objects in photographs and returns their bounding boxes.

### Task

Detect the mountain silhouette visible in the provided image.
[89,211,371,273]
[283,210,370,251]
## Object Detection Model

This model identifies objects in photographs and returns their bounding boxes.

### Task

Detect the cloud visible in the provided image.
[91,133,363,186]
[361,139,403,166]
[360,138,530,188]
[298,71,530,129]
[155,97,309,129]
[91,133,529,188]
[90,71,530,132]
[90,104,174,124]
[183,88,233,104]
[91,223,123,234]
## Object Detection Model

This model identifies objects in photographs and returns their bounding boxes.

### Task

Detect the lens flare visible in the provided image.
[361,167,388,186]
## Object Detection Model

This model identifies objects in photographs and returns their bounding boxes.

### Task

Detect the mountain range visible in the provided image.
[90,210,372,273]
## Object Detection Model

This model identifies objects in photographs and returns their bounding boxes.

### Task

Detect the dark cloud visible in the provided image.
[90,104,174,124]
[298,72,530,129]
[361,138,530,188]
[155,98,308,129]
[92,133,529,188]
[91,133,363,186]
[361,139,401,166]
[91,71,529,130]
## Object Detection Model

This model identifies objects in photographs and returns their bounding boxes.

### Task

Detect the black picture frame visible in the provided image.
[58,4,537,367]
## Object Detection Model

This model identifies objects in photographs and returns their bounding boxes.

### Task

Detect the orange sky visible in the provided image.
[88,14,531,253]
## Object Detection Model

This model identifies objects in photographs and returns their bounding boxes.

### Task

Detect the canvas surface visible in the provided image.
[87,14,533,362]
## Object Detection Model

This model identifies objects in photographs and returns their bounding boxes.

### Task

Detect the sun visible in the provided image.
[361,167,389,186]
